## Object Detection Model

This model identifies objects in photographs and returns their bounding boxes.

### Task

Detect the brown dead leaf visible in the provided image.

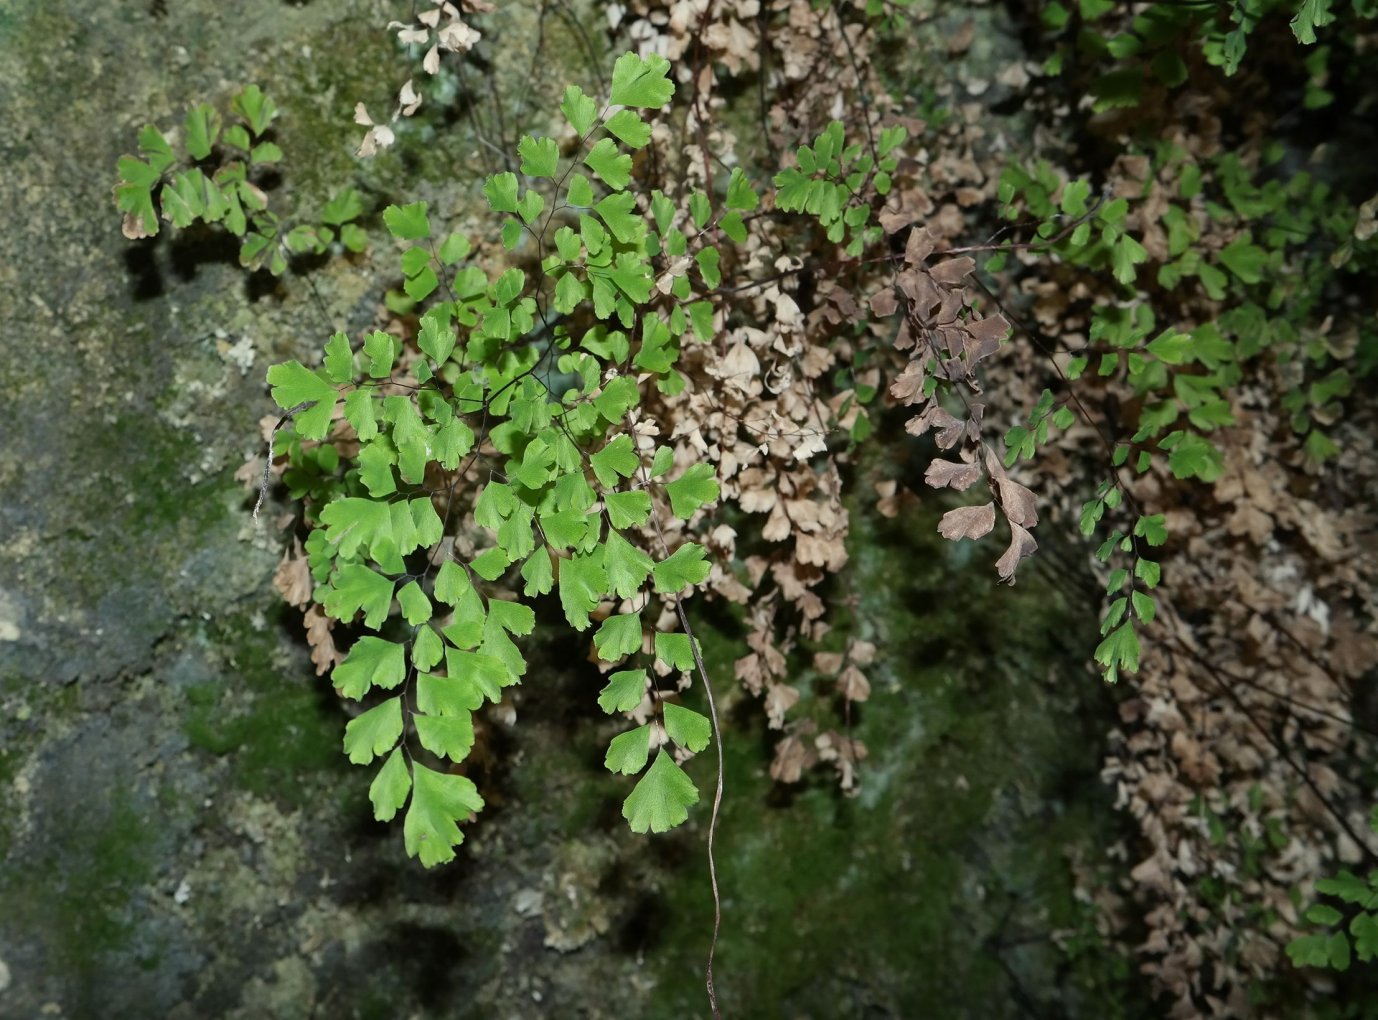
[879,188,935,234]
[905,226,937,264]
[928,256,976,286]
[273,542,313,608]
[871,287,899,317]
[849,640,877,666]
[304,605,342,676]
[996,476,1039,528]
[995,522,1038,583]
[889,360,927,403]
[815,731,867,791]
[235,457,263,488]
[122,213,152,240]
[874,479,913,518]
[765,683,801,728]
[716,341,761,394]
[935,414,968,451]
[964,314,1010,364]
[735,653,769,695]
[813,651,845,675]
[837,664,871,702]
[925,457,983,491]
[896,269,943,322]
[762,503,791,541]
[938,502,996,541]
[770,731,817,783]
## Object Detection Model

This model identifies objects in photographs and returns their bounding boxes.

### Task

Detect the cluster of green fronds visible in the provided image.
[262,54,743,866]
[114,85,365,274]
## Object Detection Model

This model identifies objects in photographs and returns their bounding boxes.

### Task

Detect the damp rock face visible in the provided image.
[0,2,1144,1017]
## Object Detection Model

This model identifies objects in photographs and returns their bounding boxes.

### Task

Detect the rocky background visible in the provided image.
[0,2,1144,1017]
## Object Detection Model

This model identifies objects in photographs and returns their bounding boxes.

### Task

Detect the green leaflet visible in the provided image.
[623,750,698,834]
[604,489,652,529]
[568,174,595,209]
[412,626,444,671]
[417,670,485,716]
[1134,514,1168,547]
[480,612,527,685]
[590,434,639,488]
[184,103,221,159]
[559,549,607,630]
[605,724,652,775]
[369,748,411,822]
[1218,235,1267,283]
[418,308,456,365]
[333,637,406,699]
[475,481,518,529]
[654,632,695,671]
[266,361,337,440]
[343,696,404,765]
[650,446,675,478]
[726,167,759,211]
[519,188,546,225]
[1094,620,1141,684]
[594,376,640,423]
[595,612,643,661]
[438,232,470,264]
[384,200,431,240]
[518,135,559,178]
[608,52,675,109]
[231,84,277,136]
[1163,431,1224,481]
[509,434,555,489]
[446,647,510,704]
[161,169,228,228]
[404,764,484,867]
[322,564,394,629]
[357,440,396,496]
[665,463,719,519]
[488,598,535,636]
[561,85,598,136]
[136,123,176,172]
[652,543,711,595]
[596,192,643,244]
[442,584,486,650]
[322,188,365,226]
[585,138,632,190]
[690,192,711,228]
[319,497,390,561]
[415,712,475,762]
[319,497,440,566]
[324,332,355,383]
[663,703,711,753]
[1291,0,1336,44]
[599,669,648,713]
[397,581,432,625]
[433,419,474,469]
[434,560,473,605]
[471,547,512,581]
[604,109,651,148]
[520,548,555,595]
[540,507,593,551]
[688,302,715,342]
[484,172,519,213]
[696,246,721,288]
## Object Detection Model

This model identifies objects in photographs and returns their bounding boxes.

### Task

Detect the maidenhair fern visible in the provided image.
[114,85,366,273]
[265,53,725,866]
